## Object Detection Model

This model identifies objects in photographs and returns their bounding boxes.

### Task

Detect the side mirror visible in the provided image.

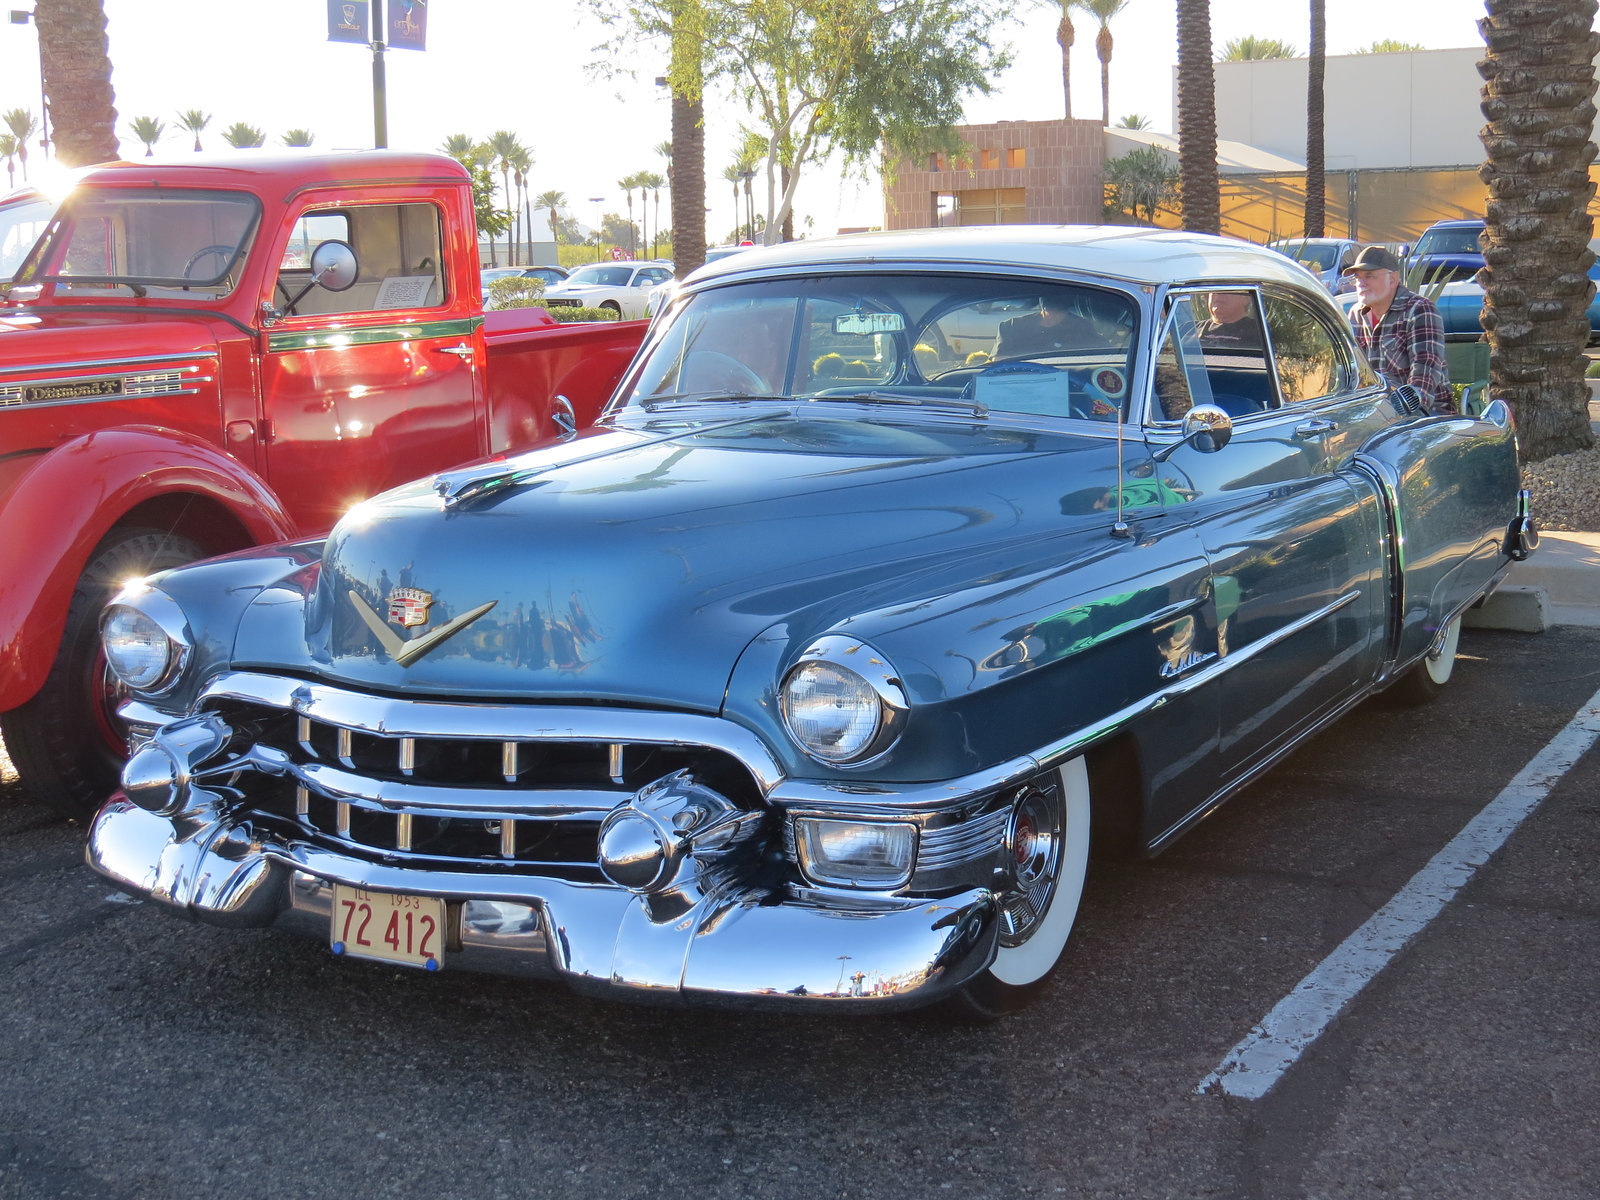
[309,239,359,293]
[1154,403,1233,461]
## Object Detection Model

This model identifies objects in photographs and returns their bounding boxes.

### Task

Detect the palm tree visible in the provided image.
[1077,0,1130,128]
[1176,0,1219,234]
[509,145,533,264]
[535,189,568,249]
[175,109,210,153]
[617,172,642,257]
[486,130,522,266]
[1359,40,1424,53]
[281,128,315,147]
[1479,0,1599,461]
[1304,0,1326,238]
[220,122,265,149]
[127,115,164,157]
[668,1,707,279]
[0,134,16,189]
[34,0,118,166]
[1218,35,1297,61]
[638,170,666,258]
[1115,113,1152,130]
[2,110,37,180]
[440,133,479,166]
[721,163,743,242]
[1053,1,1076,119]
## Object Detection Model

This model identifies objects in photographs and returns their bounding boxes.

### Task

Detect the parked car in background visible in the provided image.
[88,226,1535,1017]
[645,244,756,317]
[1406,218,1485,284]
[543,260,673,319]
[1267,237,1360,293]
[480,265,570,309]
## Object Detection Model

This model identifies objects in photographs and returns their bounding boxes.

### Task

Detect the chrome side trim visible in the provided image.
[0,350,219,377]
[196,672,789,795]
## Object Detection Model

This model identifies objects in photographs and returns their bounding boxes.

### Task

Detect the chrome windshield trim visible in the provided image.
[196,671,789,795]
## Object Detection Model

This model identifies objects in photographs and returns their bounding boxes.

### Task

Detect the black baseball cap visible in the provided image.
[1341,245,1403,275]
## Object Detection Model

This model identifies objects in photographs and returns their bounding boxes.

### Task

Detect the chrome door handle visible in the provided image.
[433,342,474,360]
[1294,418,1335,438]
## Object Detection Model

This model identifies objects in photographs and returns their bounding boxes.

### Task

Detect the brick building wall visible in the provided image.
[883,118,1105,230]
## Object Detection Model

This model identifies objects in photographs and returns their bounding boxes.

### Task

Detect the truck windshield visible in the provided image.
[20,188,261,298]
[621,273,1139,423]
[1,192,54,280]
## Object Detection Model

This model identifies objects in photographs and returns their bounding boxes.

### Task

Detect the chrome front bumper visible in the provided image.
[86,791,999,1011]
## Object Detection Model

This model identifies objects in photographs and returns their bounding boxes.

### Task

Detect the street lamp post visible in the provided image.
[7,8,49,162]
[738,168,755,243]
[588,197,605,262]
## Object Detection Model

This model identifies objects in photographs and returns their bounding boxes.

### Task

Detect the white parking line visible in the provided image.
[1199,681,1600,1101]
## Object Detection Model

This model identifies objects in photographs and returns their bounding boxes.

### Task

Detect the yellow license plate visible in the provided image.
[331,885,445,971]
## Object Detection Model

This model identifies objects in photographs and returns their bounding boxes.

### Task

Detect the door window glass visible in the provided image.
[275,202,445,317]
[1262,294,1342,404]
[1151,291,1275,422]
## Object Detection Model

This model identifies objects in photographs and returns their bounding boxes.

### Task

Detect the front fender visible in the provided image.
[0,426,298,711]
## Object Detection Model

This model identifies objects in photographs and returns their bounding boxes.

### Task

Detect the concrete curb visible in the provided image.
[1468,531,1600,631]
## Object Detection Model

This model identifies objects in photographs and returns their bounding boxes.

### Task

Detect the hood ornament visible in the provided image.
[349,588,496,667]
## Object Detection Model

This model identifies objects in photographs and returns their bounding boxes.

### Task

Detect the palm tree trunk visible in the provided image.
[1057,11,1075,120]
[1479,0,1600,461]
[1097,29,1113,128]
[1176,0,1220,235]
[1304,0,1326,238]
[34,0,119,166]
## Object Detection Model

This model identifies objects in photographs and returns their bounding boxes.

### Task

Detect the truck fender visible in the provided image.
[0,426,298,711]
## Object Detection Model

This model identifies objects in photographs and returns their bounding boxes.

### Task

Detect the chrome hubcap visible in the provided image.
[1001,782,1064,947]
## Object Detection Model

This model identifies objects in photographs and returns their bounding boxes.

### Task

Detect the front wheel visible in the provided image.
[1388,614,1461,707]
[943,758,1092,1021]
[0,527,203,819]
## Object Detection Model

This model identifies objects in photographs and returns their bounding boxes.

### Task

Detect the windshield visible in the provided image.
[19,187,260,298]
[620,273,1139,422]
[1274,241,1341,271]
[1413,226,1483,258]
[567,264,636,287]
[1,193,53,279]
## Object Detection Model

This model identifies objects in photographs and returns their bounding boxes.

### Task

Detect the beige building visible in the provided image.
[883,118,1104,230]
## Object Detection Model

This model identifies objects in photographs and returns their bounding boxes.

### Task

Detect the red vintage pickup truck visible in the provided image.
[0,151,646,815]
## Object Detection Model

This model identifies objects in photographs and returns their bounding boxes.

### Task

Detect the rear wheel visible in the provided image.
[0,528,203,819]
[943,757,1092,1021]
[600,300,622,316]
[1388,614,1461,707]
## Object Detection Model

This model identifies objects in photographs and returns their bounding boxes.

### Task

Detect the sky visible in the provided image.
[0,0,1489,240]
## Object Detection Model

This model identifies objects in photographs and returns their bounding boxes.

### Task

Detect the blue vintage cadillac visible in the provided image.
[88,227,1537,1017]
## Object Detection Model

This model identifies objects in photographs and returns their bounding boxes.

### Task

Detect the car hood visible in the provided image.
[0,307,222,368]
[255,410,1132,712]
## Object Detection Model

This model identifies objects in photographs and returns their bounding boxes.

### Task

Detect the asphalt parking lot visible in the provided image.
[1,625,1597,1200]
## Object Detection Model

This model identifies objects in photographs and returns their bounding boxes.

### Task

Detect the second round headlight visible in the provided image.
[101,594,190,693]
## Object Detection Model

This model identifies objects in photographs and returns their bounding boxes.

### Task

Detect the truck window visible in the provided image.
[275,201,446,316]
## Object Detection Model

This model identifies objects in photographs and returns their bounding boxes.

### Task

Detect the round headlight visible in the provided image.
[779,637,907,765]
[102,600,187,692]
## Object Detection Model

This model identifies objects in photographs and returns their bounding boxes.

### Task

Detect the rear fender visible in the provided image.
[484,318,648,448]
[0,426,297,711]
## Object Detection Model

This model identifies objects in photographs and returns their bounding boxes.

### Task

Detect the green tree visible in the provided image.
[637,170,666,257]
[0,133,16,189]
[617,171,643,256]
[1305,0,1326,237]
[1114,113,1151,129]
[175,109,210,152]
[220,122,265,149]
[1176,0,1219,233]
[486,130,524,266]
[439,133,480,165]
[1218,35,1296,61]
[2,110,37,180]
[440,136,505,255]
[127,115,165,156]
[1359,39,1423,53]
[707,0,1018,245]
[1103,145,1177,223]
[1077,0,1129,128]
[35,0,118,166]
[535,189,568,247]
[509,145,533,263]
[281,128,315,147]
[1478,0,1599,460]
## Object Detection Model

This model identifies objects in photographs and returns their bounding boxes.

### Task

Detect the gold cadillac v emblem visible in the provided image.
[348,588,496,667]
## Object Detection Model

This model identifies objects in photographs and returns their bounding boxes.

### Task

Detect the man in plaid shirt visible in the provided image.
[1342,245,1455,414]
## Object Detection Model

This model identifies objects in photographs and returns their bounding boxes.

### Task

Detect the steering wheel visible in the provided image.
[183,244,235,281]
[681,350,769,395]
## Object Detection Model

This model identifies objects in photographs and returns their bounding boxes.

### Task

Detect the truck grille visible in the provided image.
[195,674,774,880]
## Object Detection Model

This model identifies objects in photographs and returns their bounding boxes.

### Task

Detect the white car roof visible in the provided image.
[691,226,1323,291]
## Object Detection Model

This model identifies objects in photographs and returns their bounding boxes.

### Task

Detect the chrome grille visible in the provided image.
[195,675,769,877]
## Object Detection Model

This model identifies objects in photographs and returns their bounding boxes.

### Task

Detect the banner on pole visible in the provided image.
[388,0,427,50]
[326,0,370,44]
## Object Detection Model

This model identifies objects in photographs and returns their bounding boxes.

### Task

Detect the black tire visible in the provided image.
[600,300,622,316]
[941,758,1092,1022]
[1,527,203,820]
[1387,614,1461,707]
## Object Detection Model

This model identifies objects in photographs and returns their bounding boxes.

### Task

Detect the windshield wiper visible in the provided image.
[810,390,988,417]
[639,391,791,410]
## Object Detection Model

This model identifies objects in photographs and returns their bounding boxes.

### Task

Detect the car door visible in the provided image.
[257,194,487,533]
[1146,286,1388,786]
